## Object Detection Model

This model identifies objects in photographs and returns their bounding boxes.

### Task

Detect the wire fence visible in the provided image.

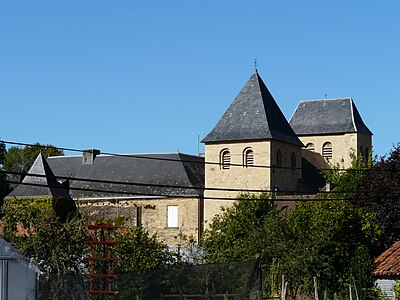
[38,260,262,300]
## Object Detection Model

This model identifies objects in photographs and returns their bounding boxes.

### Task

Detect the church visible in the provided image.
[6,69,372,246]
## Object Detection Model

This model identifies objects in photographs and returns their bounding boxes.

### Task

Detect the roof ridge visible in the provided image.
[299,97,352,103]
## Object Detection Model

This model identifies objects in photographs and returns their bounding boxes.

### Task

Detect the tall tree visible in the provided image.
[202,194,379,299]
[279,200,379,298]
[354,144,400,253]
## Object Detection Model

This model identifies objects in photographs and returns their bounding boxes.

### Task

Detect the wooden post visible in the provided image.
[349,284,353,300]
[354,283,359,300]
[313,276,319,300]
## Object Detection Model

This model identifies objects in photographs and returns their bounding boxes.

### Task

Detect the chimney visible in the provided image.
[83,149,100,165]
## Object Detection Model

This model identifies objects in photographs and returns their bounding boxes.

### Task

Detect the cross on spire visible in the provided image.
[254,59,258,72]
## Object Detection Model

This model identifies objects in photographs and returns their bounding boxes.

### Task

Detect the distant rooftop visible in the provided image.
[373,241,400,276]
[46,152,204,199]
[7,152,205,200]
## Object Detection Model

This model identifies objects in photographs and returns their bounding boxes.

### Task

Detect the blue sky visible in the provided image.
[1,0,399,158]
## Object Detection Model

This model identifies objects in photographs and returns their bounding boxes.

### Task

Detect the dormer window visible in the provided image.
[322,142,332,161]
[220,149,231,169]
[243,148,254,167]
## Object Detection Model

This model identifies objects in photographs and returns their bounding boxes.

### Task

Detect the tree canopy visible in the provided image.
[354,144,400,253]
[202,193,379,299]
[1,197,179,275]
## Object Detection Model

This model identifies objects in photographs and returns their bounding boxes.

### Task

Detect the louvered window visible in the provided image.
[306,143,315,152]
[322,142,332,161]
[220,150,231,169]
[244,148,254,167]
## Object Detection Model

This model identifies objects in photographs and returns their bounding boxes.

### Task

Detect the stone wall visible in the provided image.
[77,197,201,247]
[203,140,302,226]
[298,132,372,168]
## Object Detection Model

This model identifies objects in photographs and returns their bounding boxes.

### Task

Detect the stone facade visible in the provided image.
[78,197,202,247]
[298,132,372,168]
[204,140,302,225]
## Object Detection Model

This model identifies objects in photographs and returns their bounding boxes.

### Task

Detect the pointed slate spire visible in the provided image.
[202,71,303,146]
[7,153,71,199]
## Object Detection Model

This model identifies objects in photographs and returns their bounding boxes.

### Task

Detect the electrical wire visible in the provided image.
[1,140,378,172]
[0,169,394,196]
[3,179,368,203]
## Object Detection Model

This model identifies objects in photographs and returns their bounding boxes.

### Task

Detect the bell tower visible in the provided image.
[202,70,303,225]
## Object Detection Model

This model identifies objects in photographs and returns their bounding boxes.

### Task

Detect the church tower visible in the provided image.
[202,70,303,225]
[289,98,372,168]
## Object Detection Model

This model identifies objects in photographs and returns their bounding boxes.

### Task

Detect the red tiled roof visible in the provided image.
[373,241,400,276]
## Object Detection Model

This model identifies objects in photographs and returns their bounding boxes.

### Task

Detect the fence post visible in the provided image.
[313,276,319,300]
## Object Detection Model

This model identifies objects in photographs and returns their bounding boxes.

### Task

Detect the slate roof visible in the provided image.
[44,152,205,199]
[373,241,400,276]
[7,153,71,199]
[202,70,303,147]
[289,98,372,136]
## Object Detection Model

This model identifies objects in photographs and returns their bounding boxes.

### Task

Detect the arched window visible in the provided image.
[306,143,315,152]
[243,148,254,167]
[276,148,282,168]
[322,142,332,161]
[220,149,231,169]
[291,152,296,171]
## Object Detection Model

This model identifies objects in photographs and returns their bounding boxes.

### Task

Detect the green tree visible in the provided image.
[2,143,63,187]
[202,193,284,297]
[279,200,379,299]
[202,193,279,264]
[202,193,380,299]
[1,197,88,274]
[323,150,373,200]
[115,226,178,272]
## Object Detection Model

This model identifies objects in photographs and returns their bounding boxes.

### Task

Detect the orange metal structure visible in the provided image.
[82,221,119,298]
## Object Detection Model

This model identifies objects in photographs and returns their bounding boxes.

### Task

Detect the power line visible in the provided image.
[1,169,394,196]
[0,139,369,172]
[3,179,370,203]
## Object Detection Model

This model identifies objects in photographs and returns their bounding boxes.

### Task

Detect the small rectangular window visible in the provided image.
[167,206,178,228]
